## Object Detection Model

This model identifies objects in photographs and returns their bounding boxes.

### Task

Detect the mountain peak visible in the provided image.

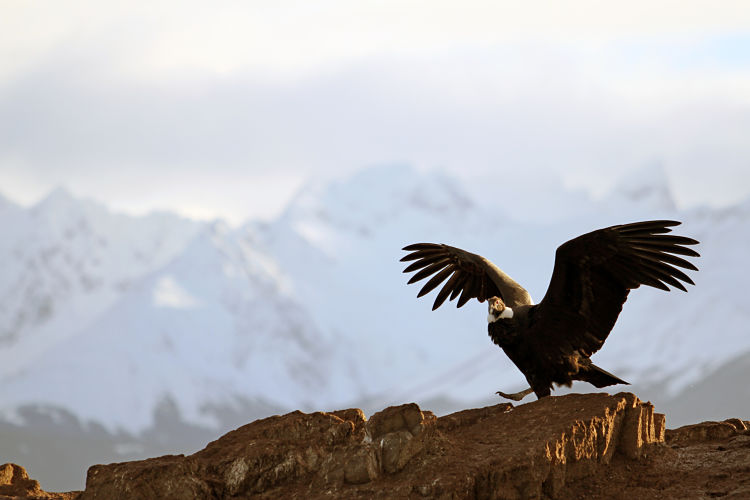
[611,162,675,211]
[30,187,108,222]
[36,186,76,207]
[282,165,473,228]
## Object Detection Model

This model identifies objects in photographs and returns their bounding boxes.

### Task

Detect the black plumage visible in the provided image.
[401,220,699,400]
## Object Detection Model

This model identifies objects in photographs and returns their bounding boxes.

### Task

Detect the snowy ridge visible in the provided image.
[0,165,748,432]
[0,190,200,377]
[1,219,359,431]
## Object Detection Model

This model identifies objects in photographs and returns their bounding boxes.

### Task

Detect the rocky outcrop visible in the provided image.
[0,463,78,500]
[77,392,662,499]
[556,417,750,499]
[6,393,749,499]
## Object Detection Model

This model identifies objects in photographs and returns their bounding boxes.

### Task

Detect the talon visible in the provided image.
[496,387,534,401]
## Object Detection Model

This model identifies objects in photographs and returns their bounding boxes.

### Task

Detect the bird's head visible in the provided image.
[487,296,513,322]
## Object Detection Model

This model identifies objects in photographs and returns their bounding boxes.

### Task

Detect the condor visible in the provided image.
[401,220,699,401]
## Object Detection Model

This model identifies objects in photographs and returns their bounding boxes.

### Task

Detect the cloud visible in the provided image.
[1,2,750,220]
[4,1,750,80]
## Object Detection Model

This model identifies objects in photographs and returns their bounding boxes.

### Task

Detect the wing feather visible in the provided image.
[457,279,476,307]
[624,239,700,257]
[434,271,465,310]
[402,254,450,273]
[400,247,444,262]
[402,243,441,251]
[638,259,694,288]
[617,220,680,234]
[449,274,468,300]
[407,260,449,284]
[418,265,456,298]
[638,262,687,291]
[630,246,698,271]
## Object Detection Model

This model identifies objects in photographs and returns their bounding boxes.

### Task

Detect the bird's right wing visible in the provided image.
[401,243,533,310]
[535,220,699,357]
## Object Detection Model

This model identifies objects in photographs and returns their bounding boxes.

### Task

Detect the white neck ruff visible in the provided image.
[488,306,514,323]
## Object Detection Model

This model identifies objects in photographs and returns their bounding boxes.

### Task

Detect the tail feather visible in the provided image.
[581,363,629,388]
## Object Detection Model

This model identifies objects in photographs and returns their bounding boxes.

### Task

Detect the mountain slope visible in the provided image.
[0,165,748,437]
[0,190,200,383]
[1,219,362,432]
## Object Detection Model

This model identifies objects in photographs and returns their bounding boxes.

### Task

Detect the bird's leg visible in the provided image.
[495,387,534,402]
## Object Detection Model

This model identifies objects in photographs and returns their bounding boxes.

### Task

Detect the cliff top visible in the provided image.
[3,393,749,499]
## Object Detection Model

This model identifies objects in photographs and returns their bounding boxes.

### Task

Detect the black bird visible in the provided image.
[401,220,699,401]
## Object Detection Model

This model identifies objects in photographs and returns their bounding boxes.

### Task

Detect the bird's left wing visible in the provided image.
[535,220,699,356]
[401,243,532,310]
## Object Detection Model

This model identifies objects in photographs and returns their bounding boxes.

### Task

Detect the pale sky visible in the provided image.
[1,1,749,224]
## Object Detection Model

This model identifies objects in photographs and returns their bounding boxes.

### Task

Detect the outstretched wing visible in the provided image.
[536,220,699,357]
[401,243,533,310]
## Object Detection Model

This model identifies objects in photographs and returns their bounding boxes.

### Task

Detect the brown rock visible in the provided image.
[0,463,79,500]
[366,403,432,438]
[343,447,379,484]
[618,392,662,459]
[0,463,41,499]
[76,393,667,499]
[666,418,749,445]
[11,393,750,499]
[556,418,750,499]
[366,403,437,475]
[8,392,750,500]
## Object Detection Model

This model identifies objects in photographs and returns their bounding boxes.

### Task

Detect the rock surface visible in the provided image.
[5,393,750,499]
[79,392,663,499]
[0,463,78,500]
[554,416,750,499]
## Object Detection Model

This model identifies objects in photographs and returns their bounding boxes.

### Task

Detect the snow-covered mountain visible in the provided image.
[0,189,200,379]
[1,164,748,440]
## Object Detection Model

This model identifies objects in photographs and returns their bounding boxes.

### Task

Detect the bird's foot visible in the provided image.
[495,387,534,402]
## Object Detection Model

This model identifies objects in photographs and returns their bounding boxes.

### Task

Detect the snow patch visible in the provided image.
[153,276,201,309]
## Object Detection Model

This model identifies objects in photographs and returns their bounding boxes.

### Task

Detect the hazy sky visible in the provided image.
[1,1,749,224]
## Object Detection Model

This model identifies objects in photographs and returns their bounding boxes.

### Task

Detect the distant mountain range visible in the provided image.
[1,164,748,491]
